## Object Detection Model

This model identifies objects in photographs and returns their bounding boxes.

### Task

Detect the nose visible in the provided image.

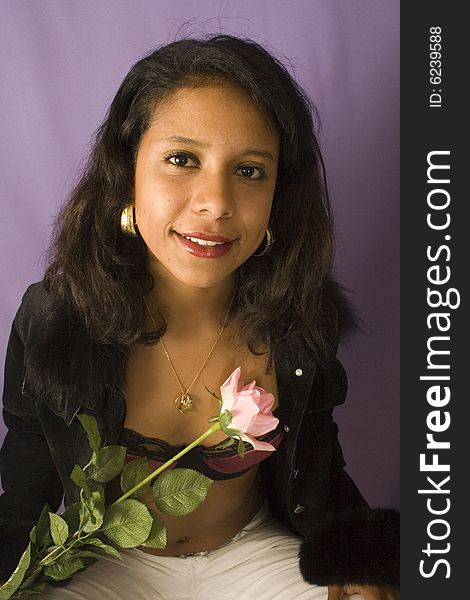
[190,169,234,219]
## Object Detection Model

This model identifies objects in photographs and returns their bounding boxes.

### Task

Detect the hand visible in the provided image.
[327,584,399,600]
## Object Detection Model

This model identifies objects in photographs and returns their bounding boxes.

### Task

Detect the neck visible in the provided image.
[146,275,236,333]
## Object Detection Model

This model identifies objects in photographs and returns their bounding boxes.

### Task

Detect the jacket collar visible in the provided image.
[23,283,319,427]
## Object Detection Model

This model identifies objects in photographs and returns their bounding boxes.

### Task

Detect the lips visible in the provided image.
[175,231,235,258]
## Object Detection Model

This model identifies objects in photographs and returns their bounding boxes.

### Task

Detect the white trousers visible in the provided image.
[41,504,364,600]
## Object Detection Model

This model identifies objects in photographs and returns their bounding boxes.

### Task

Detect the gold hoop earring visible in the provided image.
[120,204,138,237]
[252,227,274,257]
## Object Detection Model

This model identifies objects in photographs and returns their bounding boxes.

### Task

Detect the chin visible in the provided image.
[176,271,235,290]
[149,248,248,290]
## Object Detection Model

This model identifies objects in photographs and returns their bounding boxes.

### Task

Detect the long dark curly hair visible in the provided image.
[44,34,353,370]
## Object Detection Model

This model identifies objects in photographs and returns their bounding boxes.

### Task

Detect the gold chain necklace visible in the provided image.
[144,291,235,414]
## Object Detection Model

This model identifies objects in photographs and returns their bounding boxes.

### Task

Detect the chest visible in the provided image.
[122,337,279,447]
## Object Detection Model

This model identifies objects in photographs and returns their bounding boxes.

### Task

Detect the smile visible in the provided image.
[175,231,235,259]
[179,235,226,247]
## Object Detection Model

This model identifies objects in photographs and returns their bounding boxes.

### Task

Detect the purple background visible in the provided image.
[0,1,399,508]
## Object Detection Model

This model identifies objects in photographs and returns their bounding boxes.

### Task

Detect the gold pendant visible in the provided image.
[175,393,193,414]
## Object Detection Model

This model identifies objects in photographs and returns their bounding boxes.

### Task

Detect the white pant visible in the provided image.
[41,504,364,599]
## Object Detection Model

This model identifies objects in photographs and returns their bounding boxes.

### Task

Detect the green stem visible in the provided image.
[39,510,100,568]
[38,530,88,567]
[37,422,223,568]
[113,422,222,505]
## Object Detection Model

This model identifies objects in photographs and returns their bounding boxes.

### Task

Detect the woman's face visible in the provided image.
[133,83,279,291]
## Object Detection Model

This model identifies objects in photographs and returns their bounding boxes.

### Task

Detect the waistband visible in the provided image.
[176,502,272,557]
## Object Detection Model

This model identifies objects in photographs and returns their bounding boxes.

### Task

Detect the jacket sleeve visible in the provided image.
[0,287,63,582]
[298,358,400,590]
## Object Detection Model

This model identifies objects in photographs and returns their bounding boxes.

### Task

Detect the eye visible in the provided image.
[237,165,265,180]
[165,152,199,168]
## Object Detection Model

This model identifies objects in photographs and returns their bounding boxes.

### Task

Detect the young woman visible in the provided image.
[0,35,399,599]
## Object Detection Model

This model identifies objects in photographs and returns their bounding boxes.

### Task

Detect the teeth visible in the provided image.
[182,235,226,246]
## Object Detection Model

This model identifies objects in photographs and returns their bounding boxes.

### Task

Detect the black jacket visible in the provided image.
[0,282,399,588]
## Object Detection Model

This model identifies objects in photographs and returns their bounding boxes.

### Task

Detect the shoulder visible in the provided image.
[14,281,59,341]
[16,280,128,404]
[307,276,356,410]
[322,275,360,349]
[16,281,89,398]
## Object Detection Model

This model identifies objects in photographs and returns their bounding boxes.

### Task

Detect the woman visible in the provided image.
[0,35,399,599]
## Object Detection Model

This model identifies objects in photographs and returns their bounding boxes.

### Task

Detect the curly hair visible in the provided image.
[44,34,351,370]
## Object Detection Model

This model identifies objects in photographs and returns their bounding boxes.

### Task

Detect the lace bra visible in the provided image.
[119,412,283,481]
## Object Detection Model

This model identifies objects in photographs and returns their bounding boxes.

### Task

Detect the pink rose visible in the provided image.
[219,367,279,451]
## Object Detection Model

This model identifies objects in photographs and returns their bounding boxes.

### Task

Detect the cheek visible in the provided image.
[135,175,188,221]
[244,196,274,230]
[135,186,178,228]
[134,201,173,255]
[237,205,272,255]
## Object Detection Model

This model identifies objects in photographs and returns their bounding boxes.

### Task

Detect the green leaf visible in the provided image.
[152,468,213,517]
[85,538,122,560]
[27,524,40,564]
[218,410,233,428]
[77,414,101,453]
[44,557,84,581]
[213,437,235,451]
[223,427,240,438]
[0,543,32,599]
[87,446,127,483]
[141,511,167,549]
[60,502,80,534]
[120,458,151,497]
[70,465,91,498]
[34,504,53,548]
[67,550,102,561]
[85,483,105,511]
[237,437,246,458]
[67,556,97,578]
[49,513,69,547]
[101,499,152,548]
[17,566,42,591]
[80,485,105,534]
[15,577,47,595]
[29,525,37,546]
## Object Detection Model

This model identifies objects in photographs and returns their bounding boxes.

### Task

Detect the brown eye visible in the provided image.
[166,152,198,167]
[238,165,265,179]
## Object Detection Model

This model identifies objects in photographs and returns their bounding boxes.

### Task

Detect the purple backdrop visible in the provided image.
[0,1,399,507]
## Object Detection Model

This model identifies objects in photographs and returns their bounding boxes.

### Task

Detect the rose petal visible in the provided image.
[239,433,276,452]
[245,414,279,437]
[237,388,261,405]
[230,396,260,432]
[239,385,274,414]
[218,367,278,446]
[220,367,242,412]
[257,391,276,414]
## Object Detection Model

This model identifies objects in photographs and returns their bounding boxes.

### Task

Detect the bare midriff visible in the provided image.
[140,467,263,556]
[116,319,278,556]
[107,466,264,556]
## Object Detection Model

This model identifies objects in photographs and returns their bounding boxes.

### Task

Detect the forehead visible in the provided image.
[145,83,279,152]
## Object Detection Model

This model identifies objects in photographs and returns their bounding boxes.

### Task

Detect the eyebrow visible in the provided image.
[160,135,276,161]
